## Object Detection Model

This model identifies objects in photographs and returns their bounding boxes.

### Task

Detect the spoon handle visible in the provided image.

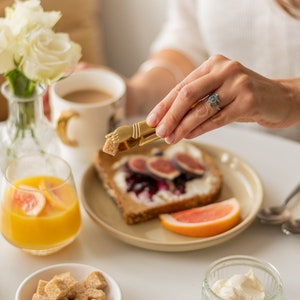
[283,182,300,207]
[281,218,300,235]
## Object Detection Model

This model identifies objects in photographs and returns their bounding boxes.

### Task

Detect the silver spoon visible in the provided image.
[281,218,300,235]
[257,182,300,225]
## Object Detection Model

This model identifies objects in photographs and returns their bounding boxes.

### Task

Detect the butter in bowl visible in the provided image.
[201,255,283,300]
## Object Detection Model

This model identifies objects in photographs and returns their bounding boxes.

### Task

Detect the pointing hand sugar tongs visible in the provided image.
[103,120,160,156]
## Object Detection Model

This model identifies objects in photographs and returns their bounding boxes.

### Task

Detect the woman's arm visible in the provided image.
[125,49,195,116]
[146,54,300,144]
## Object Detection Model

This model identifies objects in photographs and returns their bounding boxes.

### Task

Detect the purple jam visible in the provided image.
[125,164,202,201]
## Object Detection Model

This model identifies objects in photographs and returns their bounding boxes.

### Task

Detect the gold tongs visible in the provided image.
[103,120,160,156]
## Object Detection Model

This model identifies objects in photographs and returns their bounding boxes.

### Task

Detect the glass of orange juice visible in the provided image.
[0,153,81,255]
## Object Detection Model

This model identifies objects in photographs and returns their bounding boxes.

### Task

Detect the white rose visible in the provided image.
[20,27,82,83]
[5,0,61,35]
[0,20,16,73]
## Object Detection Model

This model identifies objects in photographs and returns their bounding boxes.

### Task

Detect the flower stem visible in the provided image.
[5,69,36,98]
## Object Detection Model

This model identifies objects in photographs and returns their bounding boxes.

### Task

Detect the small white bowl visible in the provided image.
[15,263,122,300]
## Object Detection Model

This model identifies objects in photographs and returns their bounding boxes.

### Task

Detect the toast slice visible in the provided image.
[94,140,222,224]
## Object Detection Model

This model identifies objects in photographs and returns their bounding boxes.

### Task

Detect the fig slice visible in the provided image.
[146,156,180,180]
[128,155,149,175]
[173,152,205,175]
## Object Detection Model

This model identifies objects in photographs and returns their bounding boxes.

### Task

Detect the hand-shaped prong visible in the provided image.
[105,125,134,144]
[104,120,159,154]
[105,132,119,144]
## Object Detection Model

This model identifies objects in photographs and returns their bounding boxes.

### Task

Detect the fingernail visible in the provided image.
[146,113,157,127]
[156,123,167,138]
[165,133,175,144]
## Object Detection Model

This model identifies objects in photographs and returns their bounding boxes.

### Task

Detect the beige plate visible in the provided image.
[81,142,263,252]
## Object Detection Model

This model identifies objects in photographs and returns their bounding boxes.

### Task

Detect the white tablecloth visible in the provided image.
[1,124,300,299]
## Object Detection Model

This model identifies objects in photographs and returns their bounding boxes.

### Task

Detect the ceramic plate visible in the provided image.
[15,263,122,300]
[81,142,263,252]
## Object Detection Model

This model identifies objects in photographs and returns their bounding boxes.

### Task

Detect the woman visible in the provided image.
[126,0,300,142]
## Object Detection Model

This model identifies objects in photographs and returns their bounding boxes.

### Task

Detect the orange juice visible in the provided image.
[1,175,81,250]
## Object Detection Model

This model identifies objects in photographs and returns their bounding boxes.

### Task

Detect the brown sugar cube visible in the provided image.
[53,272,78,288]
[44,278,69,300]
[35,280,48,295]
[103,138,119,156]
[83,271,108,290]
[67,282,85,298]
[83,288,106,299]
[74,294,89,300]
[32,293,48,300]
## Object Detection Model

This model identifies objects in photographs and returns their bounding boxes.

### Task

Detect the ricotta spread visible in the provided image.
[113,142,219,206]
[212,269,266,300]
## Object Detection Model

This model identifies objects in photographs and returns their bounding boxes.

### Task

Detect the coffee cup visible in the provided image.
[50,68,126,164]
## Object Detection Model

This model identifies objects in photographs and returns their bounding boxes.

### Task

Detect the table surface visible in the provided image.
[1,124,300,300]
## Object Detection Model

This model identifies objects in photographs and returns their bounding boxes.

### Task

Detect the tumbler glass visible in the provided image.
[0,153,81,255]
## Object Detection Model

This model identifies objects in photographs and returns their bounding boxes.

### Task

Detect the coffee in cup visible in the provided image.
[50,68,126,164]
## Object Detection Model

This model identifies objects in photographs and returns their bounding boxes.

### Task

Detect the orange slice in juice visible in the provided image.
[159,198,241,237]
[39,179,66,209]
[13,185,46,216]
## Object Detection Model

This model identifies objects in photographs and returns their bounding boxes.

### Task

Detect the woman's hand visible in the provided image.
[146,54,300,144]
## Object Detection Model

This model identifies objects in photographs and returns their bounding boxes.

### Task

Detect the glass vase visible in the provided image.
[0,81,59,173]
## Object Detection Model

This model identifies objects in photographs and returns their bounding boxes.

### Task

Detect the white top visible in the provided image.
[151,0,300,141]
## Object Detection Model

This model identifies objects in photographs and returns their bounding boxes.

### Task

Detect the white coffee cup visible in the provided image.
[50,68,126,164]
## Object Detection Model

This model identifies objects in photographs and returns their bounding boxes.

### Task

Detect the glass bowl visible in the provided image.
[202,255,283,300]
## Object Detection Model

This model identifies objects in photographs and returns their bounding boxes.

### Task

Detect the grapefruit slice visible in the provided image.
[13,185,46,216]
[159,198,241,237]
[39,179,66,209]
